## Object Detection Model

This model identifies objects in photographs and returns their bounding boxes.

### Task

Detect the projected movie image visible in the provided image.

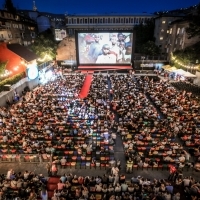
[78,32,133,64]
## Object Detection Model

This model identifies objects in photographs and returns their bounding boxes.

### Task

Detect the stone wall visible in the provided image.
[0,77,39,107]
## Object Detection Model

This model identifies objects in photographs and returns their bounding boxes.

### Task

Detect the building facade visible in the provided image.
[65,13,154,35]
[0,10,37,46]
[154,14,200,59]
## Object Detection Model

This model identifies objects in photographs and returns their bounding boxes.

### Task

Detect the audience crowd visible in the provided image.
[0,69,200,199]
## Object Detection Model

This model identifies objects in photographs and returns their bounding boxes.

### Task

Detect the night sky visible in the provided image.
[0,0,199,14]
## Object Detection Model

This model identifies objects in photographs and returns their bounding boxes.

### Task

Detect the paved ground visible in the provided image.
[0,161,199,181]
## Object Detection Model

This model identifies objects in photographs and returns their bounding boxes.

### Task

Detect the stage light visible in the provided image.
[27,65,39,80]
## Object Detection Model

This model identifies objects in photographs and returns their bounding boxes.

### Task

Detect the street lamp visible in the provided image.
[141,56,145,72]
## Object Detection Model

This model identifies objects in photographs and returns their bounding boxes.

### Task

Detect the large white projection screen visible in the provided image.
[78,32,133,64]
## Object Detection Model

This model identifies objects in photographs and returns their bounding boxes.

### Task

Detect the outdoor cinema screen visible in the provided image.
[77,32,133,64]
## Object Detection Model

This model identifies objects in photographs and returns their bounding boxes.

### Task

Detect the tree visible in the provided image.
[134,19,159,55]
[29,29,58,62]
[4,0,16,14]
[0,61,7,75]
[172,42,200,70]
[186,3,200,38]
[140,41,160,56]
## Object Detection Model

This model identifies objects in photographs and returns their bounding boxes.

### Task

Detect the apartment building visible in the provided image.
[154,10,200,59]
[167,19,200,54]
[0,10,37,46]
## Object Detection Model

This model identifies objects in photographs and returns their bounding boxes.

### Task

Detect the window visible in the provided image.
[175,39,177,44]
[90,18,93,23]
[131,18,133,23]
[161,29,164,32]
[180,39,182,45]
[13,24,18,28]
[85,19,87,24]
[95,19,97,23]
[5,23,11,29]
[31,32,35,38]
[167,30,169,33]
[181,28,185,34]
[162,20,166,24]
[68,18,72,24]
[73,18,77,24]
[18,24,23,29]
[120,18,124,23]
[160,37,163,40]
[8,33,12,38]
[177,28,180,34]
[169,28,172,34]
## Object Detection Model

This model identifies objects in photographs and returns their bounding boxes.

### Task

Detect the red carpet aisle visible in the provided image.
[47,177,60,198]
[78,73,93,98]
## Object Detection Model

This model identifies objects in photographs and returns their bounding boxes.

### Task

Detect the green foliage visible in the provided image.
[186,3,200,38]
[0,73,24,93]
[28,28,58,62]
[4,0,16,14]
[173,41,200,65]
[134,19,160,55]
[0,61,7,75]
[140,41,160,56]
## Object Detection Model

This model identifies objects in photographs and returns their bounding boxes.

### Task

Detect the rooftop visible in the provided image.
[7,43,38,62]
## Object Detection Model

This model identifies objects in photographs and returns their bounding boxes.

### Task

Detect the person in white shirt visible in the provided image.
[96,44,116,64]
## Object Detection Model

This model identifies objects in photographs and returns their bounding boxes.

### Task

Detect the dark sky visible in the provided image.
[0,0,200,14]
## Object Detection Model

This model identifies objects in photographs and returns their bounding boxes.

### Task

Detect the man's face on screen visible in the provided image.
[94,35,100,42]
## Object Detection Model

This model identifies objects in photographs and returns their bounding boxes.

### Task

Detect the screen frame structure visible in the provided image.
[75,30,135,66]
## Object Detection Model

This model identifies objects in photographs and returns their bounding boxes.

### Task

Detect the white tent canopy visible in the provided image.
[173,69,186,75]
[183,71,196,78]
[172,69,196,78]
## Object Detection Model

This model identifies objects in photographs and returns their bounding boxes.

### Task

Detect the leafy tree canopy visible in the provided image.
[134,19,160,55]
[4,0,16,14]
[29,29,58,63]
[172,41,200,70]
[0,61,7,75]
[186,3,200,38]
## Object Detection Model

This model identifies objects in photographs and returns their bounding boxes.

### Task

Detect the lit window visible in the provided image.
[177,28,180,34]
[169,28,172,34]
[167,30,169,33]
[160,37,163,40]
[162,20,166,24]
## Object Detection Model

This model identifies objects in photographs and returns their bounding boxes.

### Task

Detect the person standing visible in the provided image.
[88,34,102,63]
[51,162,58,176]
[126,158,133,173]
[45,162,51,176]
[96,44,116,64]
